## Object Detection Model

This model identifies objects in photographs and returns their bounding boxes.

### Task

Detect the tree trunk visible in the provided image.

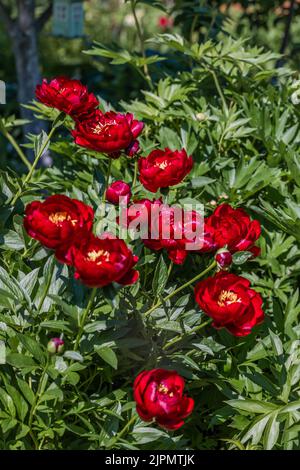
[9,0,49,161]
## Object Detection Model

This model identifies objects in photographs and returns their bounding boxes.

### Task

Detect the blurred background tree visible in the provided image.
[2,0,300,163]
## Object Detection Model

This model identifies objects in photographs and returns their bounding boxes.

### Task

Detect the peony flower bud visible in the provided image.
[215,248,232,270]
[106,180,131,205]
[47,338,64,355]
[196,112,207,121]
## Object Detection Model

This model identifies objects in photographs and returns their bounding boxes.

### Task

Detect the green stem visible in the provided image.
[132,159,138,188]
[144,260,217,318]
[163,318,212,351]
[28,357,50,449]
[11,124,59,206]
[109,414,137,448]
[102,158,112,204]
[210,69,229,116]
[3,129,32,170]
[130,0,153,90]
[74,287,98,351]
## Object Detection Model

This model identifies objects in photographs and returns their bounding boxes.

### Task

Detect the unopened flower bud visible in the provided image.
[106,180,131,205]
[215,248,232,270]
[196,112,207,121]
[47,338,64,355]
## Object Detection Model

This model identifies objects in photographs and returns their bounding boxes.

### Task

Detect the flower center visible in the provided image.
[86,249,110,265]
[49,212,77,226]
[158,383,174,397]
[92,121,116,134]
[217,290,241,307]
[155,160,169,170]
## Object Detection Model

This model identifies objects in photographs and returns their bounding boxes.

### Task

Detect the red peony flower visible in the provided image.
[23,195,94,264]
[138,148,193,193]
[35,77,99,120]
[206,204,261,254]
[106,180,131,205]
[70,233,139,287]
[194,272,264,336]
[121,199,207,264]
[133,369,194,430]
[72,110,144,157]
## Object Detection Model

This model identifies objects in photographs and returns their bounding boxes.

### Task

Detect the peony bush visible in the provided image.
[1,4,300,451]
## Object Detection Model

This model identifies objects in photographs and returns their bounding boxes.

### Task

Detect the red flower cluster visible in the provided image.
[134,369,194,430]
[24,195,139,288]
[138,148,193,193]
[36,77,144,158]
[195,272,264,336]
[33,76,267,431]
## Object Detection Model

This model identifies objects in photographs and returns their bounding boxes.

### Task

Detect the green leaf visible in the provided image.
[263,413,280,450]
[152,255,168,295]
[95,347,118,370]
[232,251,253,265]
[6,353,37,369]
[227,399,278,414]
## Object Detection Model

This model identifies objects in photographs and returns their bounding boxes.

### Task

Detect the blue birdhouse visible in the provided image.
[52,0,84,38]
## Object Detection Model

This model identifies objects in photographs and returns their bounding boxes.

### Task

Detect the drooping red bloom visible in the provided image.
[106,180,131,205]
[23,195,94,264]
[205,204,261,255]
[35,77,99,120]
[121,199,205,264]
[70,233,139,287]
[72,110,144,157]
[133,369,194,430]
[138,148,193,193]
[194,272,264,337]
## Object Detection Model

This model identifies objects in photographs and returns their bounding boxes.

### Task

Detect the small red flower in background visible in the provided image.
[194,272,264,336]
[138,148,193,193]
[70,233,139,287]
[106,180,131,205]
[134,369,194,430]
[206,203,261,255]
[72,110,144,158]
[36,77,99,120]
[23,195,94,264]
[158,16,173,30]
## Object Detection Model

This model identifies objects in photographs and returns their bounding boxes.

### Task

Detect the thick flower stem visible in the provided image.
[109,414,137,449]
[11,121,60,206]
[130,0,153,90]
[74,287,98,352]
[144,260,217,317]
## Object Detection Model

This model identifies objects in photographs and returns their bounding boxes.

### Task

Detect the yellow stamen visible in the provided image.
[86,249,110,265]
[49,212,77,226]
[155,160,168,170]
[217,290,241,307]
